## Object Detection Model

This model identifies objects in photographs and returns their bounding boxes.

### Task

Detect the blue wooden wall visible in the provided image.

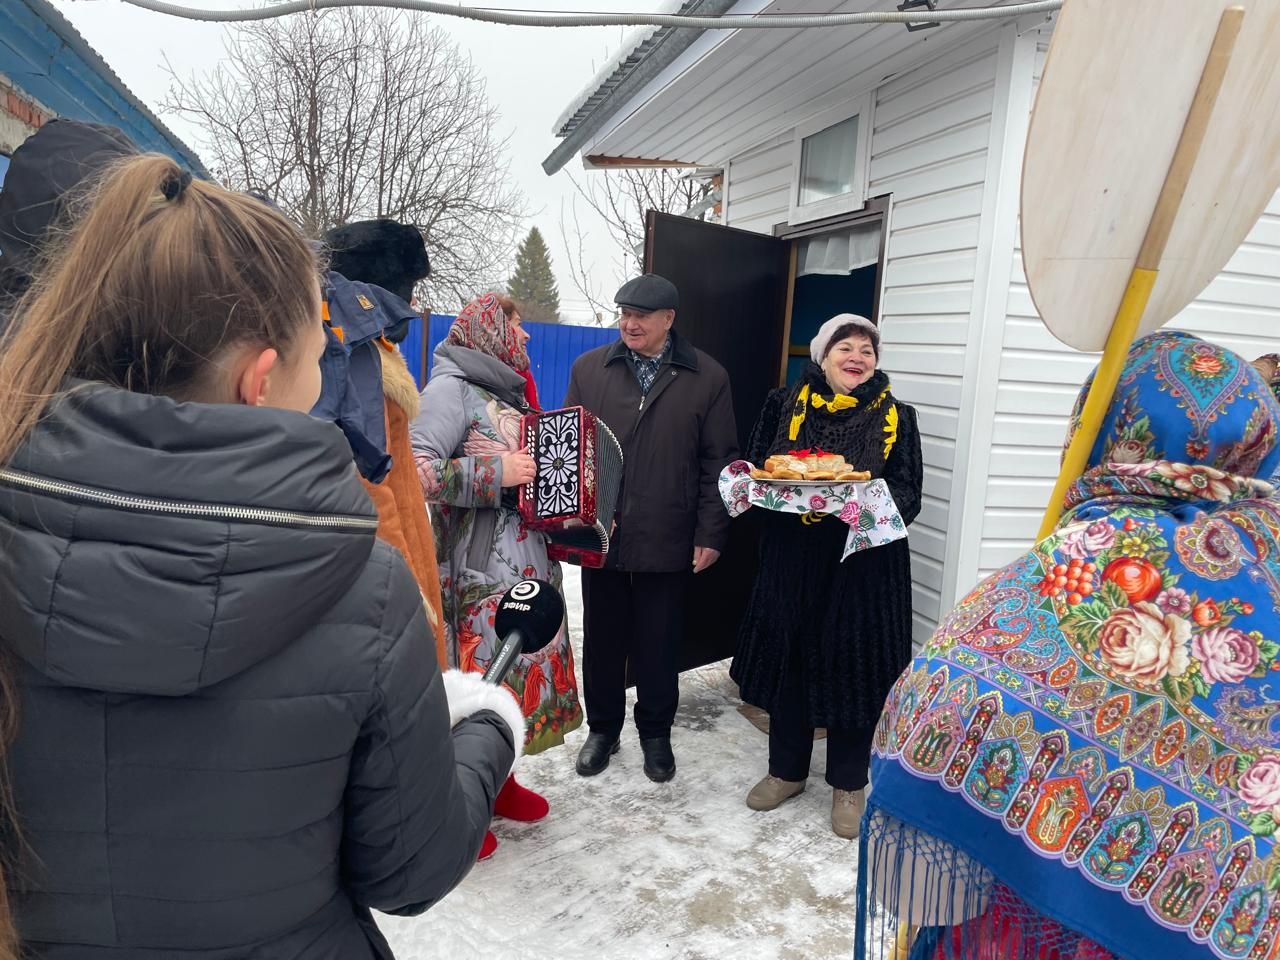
[2,0,207,174]
[401,316,618,410]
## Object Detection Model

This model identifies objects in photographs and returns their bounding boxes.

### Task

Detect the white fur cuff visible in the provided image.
[441,670,525,772]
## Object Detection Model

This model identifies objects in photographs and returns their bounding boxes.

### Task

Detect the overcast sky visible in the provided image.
[52,0,664,323]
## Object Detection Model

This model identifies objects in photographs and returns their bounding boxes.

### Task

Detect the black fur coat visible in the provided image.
[730,368,923,730]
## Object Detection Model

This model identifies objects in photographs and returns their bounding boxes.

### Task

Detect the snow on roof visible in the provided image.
[552,0,698,138]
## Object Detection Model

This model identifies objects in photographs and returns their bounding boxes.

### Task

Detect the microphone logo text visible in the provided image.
[510,580,541,602]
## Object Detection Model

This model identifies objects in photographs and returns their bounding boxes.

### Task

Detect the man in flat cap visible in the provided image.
[564,273,738,783]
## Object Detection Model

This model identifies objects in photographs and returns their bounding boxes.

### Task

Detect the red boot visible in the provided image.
[478,830,498,861]
[493,775,549,822]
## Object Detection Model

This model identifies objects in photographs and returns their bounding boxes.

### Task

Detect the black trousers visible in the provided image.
[768,691,873,790]
[581,568,688,740]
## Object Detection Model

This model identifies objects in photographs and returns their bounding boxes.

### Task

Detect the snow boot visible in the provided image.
[746,775,806,811]
[832,788,865,839]
[576,732,620,776]
[640,736,676,783]
[494,775,549,822]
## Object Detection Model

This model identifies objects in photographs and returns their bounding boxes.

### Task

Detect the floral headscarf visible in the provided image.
[445,293,530,373]
[1254,354,1280,405]
[1061,332,1280,512]
[860,332,1280,960]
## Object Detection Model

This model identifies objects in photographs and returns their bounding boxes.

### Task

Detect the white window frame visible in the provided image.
[788,94,874,226]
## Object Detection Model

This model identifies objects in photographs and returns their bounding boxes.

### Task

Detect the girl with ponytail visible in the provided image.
[0,155,522,957]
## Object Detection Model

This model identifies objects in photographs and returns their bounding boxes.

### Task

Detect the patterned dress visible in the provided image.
[411,320,582,755]
[860,332,1280,960]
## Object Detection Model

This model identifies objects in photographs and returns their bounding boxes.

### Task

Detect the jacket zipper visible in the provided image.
[635,366,678,421]
[621,365,682,554]
[0,468,380,530]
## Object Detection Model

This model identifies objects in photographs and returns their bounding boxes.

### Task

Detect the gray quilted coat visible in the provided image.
[0,383,514,958]
[410,344,583,755]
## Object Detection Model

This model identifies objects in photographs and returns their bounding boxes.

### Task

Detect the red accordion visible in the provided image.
[517,406,624,568]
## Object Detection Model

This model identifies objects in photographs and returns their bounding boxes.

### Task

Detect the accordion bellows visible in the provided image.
[517,406,624,568]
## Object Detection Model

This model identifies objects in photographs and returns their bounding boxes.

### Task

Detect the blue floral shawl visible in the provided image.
[859,332,1280,960]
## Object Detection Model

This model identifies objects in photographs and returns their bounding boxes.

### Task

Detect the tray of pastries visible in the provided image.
[749,451,871,483]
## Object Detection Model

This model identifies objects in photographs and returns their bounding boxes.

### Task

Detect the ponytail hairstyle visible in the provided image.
[0,157,321,954]
[0,153,323,468]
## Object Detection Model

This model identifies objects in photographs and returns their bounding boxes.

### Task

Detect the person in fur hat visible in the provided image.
[322,219,447,666]
[324,222,558,860]
[325,220,431,336]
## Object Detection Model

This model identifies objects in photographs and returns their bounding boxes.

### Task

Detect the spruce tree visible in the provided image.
[507,227,561,323]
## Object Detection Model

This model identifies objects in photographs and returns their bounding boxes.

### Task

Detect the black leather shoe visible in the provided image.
[640,736,676,783]
[576,732,620,776]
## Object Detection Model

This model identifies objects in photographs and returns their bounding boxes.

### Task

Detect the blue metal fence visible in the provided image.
[401,315,617,410]
[519,322,621,410]
[394,311,438,390]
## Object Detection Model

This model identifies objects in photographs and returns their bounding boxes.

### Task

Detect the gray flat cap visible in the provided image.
[615,273,679,312]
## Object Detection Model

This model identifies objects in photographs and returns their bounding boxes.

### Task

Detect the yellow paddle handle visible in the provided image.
[1036,268,1158,541]
[885,924,917,960]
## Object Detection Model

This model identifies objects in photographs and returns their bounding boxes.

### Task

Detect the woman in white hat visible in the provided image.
[731,314,923,837]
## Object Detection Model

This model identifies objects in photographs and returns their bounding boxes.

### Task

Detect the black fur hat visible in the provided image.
[323,219,430,303]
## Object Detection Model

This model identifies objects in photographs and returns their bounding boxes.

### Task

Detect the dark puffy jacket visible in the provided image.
[0,120,138,320]
[564,330,739,572]
[0,384,514,958]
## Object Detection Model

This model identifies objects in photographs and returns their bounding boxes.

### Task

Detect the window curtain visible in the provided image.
[796,220,882,277]
[799,115,859,204]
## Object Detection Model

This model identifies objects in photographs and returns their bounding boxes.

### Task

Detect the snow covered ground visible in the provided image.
[378,565,863,960]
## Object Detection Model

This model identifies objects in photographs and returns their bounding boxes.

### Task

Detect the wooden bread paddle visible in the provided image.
[1022,0,1280,538]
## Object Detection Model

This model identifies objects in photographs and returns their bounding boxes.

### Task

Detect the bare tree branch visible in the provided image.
[559,167,714,307]
[165,8,526,309]
[558,196,613,325]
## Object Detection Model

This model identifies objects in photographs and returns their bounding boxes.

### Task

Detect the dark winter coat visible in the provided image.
[730,370,923,731]
[0,120,138,326]
[563,330,739,572]
[0,384,514,958]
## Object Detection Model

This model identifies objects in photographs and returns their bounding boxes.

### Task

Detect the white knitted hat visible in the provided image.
[810,313,879,363]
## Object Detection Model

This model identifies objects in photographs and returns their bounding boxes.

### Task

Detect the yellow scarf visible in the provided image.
[789,384,859,439]
[883,403,899,460]
[789,383,894,444]
[809,389,859,414]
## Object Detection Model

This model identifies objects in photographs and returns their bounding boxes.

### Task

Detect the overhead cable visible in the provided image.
[115,0,1063,29]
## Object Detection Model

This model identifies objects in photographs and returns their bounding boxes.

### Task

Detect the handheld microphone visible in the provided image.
[481,579,565,685]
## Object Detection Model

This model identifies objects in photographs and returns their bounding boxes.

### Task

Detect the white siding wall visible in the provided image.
[723,31,1004,646]
[970,39,1055,586]
[973,37,1280,586]
[872,36,1003,648]
[724,132,792,236]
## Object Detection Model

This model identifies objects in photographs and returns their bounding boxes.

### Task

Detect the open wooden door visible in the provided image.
[644,211,791,673]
